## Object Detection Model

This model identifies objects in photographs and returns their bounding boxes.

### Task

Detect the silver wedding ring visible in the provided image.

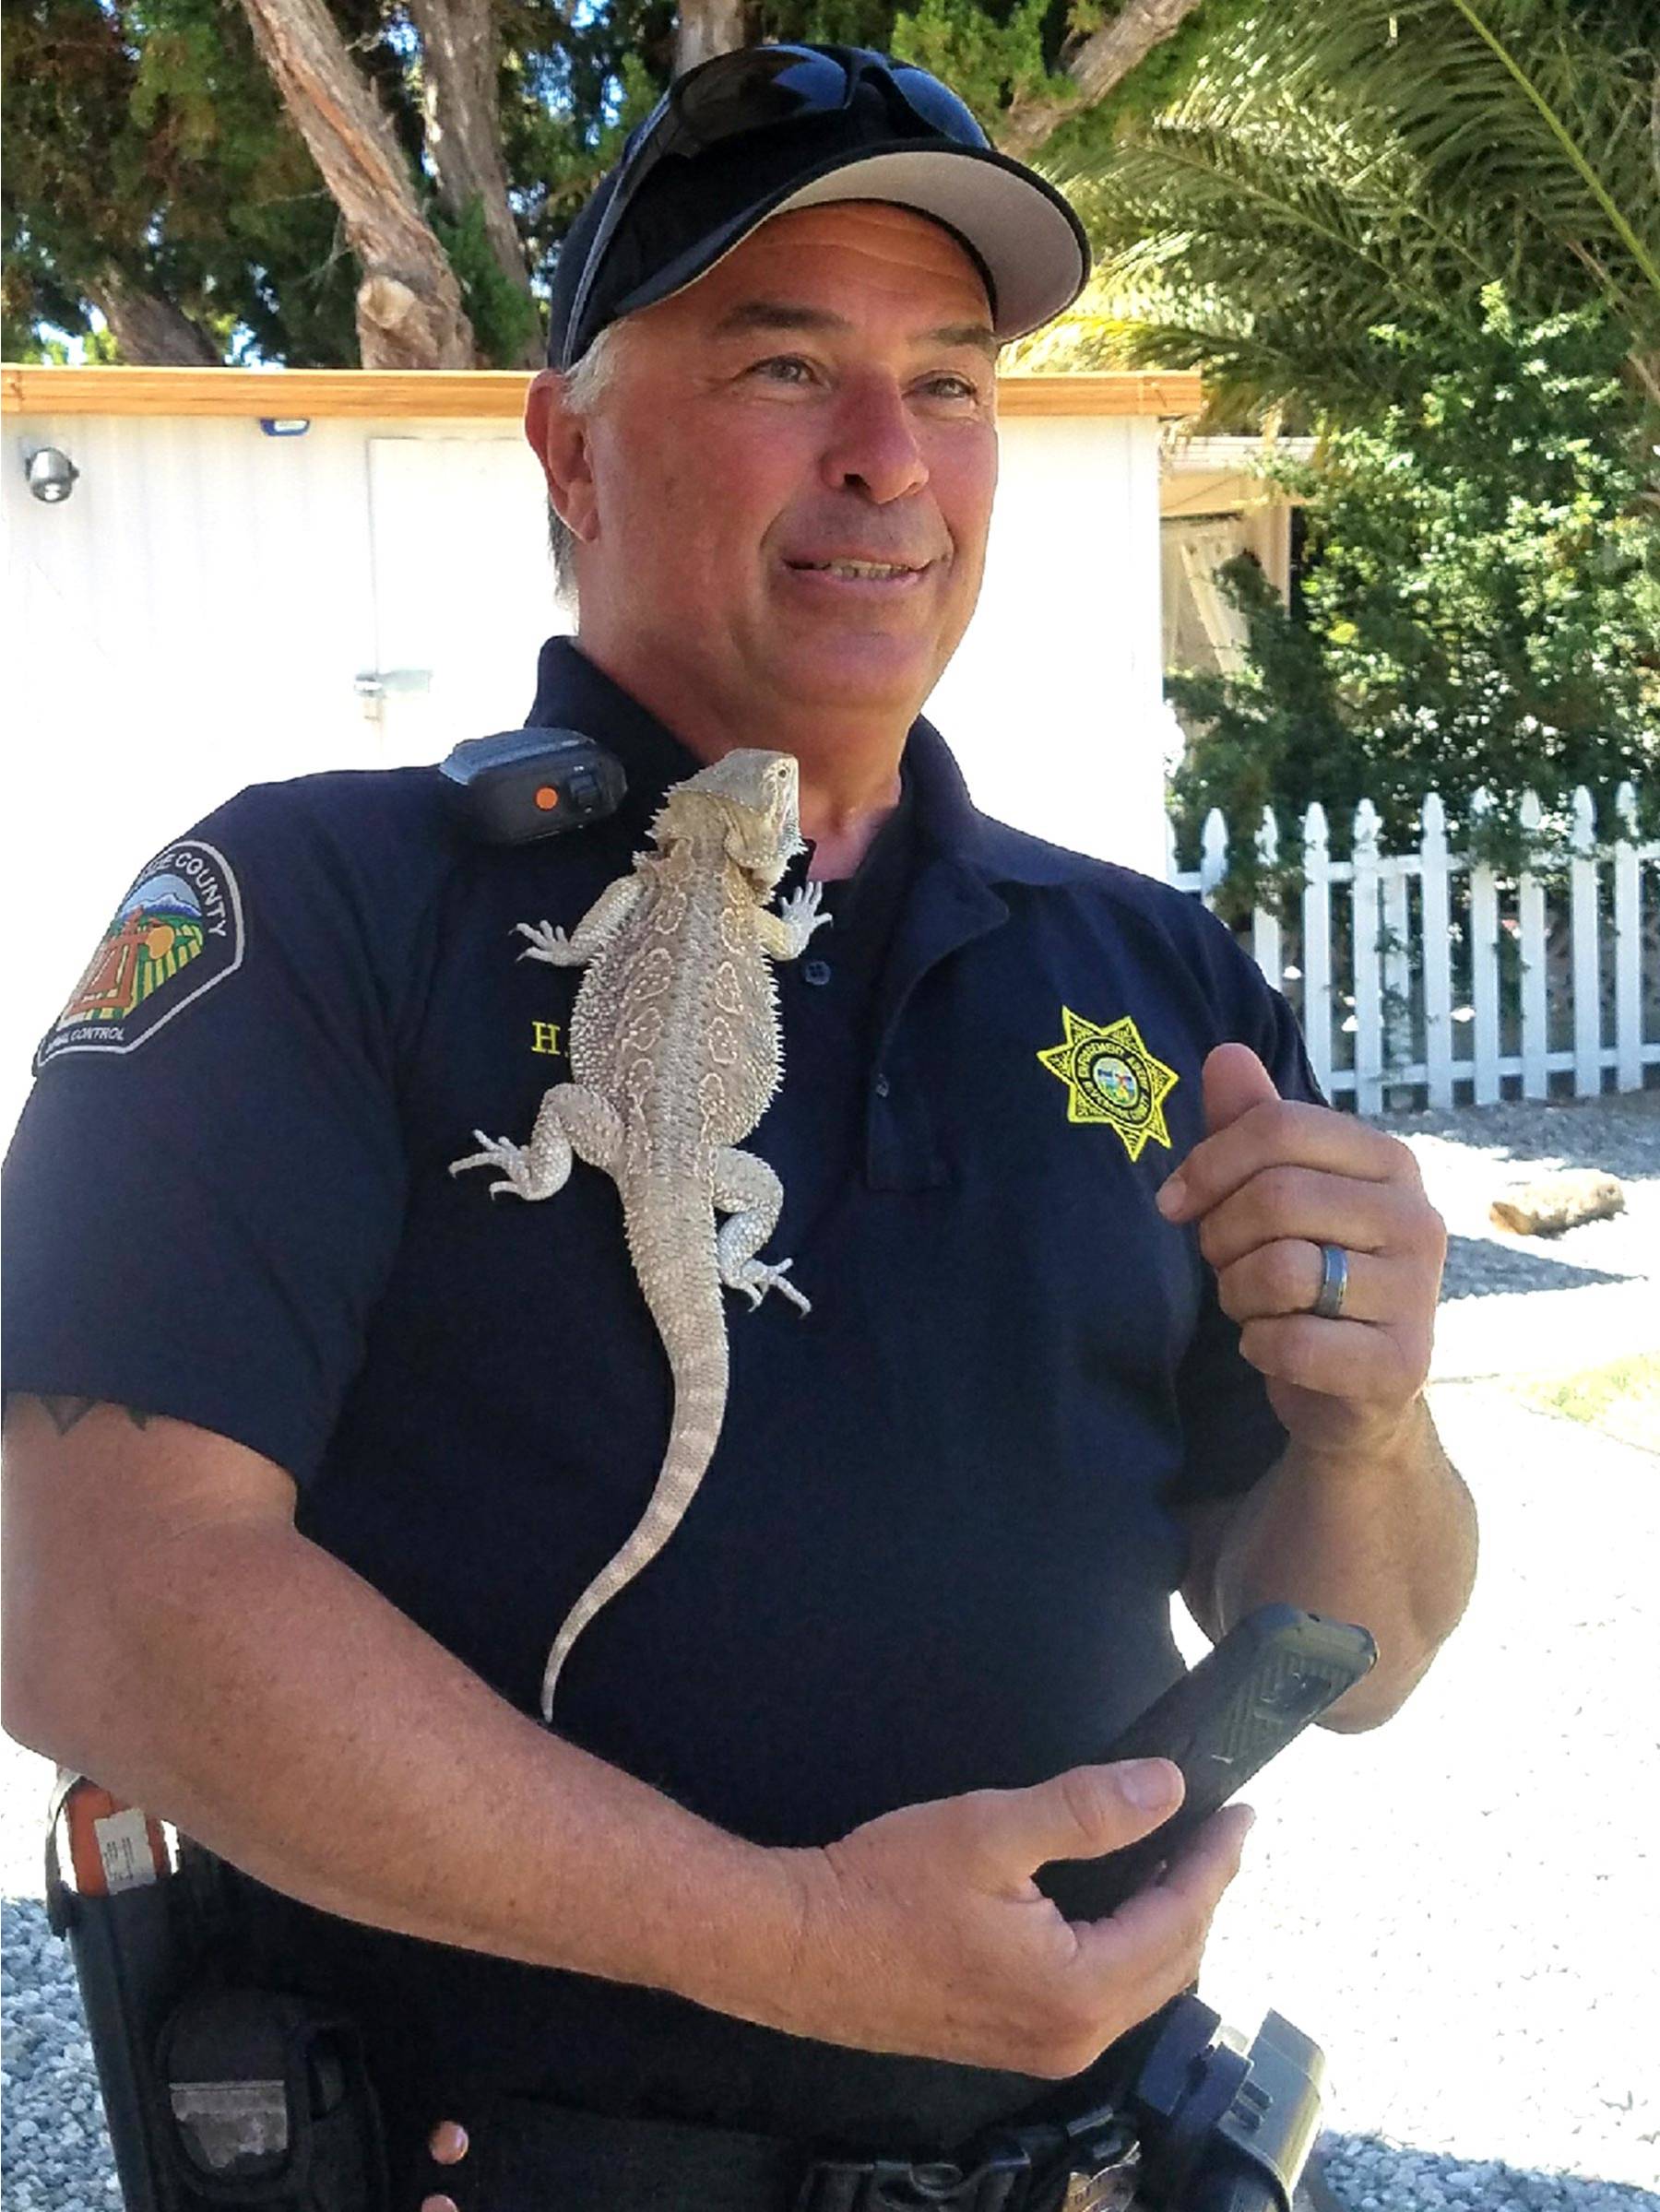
[1311,1242,1349,1321]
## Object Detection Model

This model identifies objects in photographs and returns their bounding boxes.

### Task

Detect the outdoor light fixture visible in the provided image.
[23,446,79,503]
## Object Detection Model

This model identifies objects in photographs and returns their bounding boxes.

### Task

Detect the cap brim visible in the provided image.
[609,140,1090,344]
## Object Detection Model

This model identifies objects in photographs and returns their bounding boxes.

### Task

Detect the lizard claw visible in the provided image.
[778,883,831,939]
[450,1131,534,1200]
[516,919,577,965]
[734,1257,812,1316]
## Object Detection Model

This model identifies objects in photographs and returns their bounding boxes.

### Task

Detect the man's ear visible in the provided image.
[525,369,598,543]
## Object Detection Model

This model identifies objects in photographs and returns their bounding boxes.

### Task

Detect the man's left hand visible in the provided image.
[1156,1045,1446,1457]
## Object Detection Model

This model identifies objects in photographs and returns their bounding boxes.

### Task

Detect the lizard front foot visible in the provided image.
[733,1257,812,1316]
[449,1131,541,1201]
[777,882,832,945]
[516,919,579,966]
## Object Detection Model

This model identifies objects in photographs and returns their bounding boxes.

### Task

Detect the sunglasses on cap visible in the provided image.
[560,44,991,371]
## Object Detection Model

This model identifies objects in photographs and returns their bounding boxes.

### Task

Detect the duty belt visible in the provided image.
[437,2091,1143,2212]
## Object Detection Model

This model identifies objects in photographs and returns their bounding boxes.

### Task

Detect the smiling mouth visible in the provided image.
[786,558,930,582]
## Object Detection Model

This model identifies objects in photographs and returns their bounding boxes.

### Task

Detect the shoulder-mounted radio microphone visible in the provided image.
[440,727,626,845]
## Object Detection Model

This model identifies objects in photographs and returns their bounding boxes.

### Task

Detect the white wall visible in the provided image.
[931,411,1168,876]
[4,402,1168,1127]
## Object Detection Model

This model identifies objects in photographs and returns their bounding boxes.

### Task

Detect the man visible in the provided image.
[3,43,1475,2211]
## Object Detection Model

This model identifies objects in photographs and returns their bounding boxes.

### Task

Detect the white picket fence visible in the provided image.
[1168,784,1659,1112]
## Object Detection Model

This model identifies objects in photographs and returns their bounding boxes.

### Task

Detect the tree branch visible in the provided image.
[235,0,476,368]
[407,0,544,366]
[674,0,748,76]
[83,268,222,366]
[998,0,1204,160]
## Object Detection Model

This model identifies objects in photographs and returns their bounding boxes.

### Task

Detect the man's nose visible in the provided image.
[819,376,930,503]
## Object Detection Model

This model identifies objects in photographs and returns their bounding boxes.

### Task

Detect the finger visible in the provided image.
[961,1761,1184,1882]
[1202,1044,1280,1134]
[1192,1166,1427,1274]
[1239,1314,1430,1402]
[1215,1239,1405,1326]
[1072,1805,1254,1991]
[1153,1803,1257,1901]
[1158,1100,1415,1224]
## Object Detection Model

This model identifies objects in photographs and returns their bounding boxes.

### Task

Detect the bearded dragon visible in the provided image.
[451,749,830,1721]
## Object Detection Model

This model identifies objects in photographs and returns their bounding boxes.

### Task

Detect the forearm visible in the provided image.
[7,1512,796,2023]
[1210,1397,1476,1729]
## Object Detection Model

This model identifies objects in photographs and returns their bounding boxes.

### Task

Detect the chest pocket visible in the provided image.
[913,948,1208,1393]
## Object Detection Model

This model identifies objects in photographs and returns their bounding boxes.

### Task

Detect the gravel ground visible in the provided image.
[4,1089,1656,2211]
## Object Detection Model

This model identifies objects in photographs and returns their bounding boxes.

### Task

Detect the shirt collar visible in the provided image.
[524,633,1091,894]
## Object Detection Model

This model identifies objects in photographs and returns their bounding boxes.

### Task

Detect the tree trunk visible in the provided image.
[407,0,543,367]
[235,0,476,368]
[999,0,1204,160]
[674,0,747,77]
[83,268,222,365]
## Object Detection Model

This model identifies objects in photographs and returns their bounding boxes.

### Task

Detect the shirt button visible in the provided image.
[873,1072,891,1099]
[803,958,832,987]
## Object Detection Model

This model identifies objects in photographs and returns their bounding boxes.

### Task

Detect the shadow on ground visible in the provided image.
[1439,1233,1634,1297]
[1380,1092,1660,1183]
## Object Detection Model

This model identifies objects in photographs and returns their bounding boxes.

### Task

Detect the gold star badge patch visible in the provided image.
[1037,1009,1180,1161]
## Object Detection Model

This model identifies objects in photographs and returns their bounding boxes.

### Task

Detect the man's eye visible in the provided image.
[926,375,980,401]
[752,356,815,383]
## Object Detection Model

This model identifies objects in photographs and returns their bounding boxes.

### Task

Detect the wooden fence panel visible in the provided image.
[1613,783,1642,1093]
[1382,861,1413,1097]
[1468,789,1501,1106]
[1517,791,1550,1101]
[1420,794,1454,1109]
[1351,801,1384,1116]
[1570,786,1601,1098]
[1252,808,1282,989]
[1301,804,1334,1100]
[1168,777,1656,1110]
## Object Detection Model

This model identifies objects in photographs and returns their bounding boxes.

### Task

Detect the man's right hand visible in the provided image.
[5,1399,1247,2078]
[765,1762,1251,2076]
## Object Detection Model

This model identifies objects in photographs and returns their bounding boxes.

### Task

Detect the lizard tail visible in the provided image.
[540,1217,729,1721]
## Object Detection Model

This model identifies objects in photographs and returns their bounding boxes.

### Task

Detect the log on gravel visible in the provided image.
[1488,1170,1626,1237]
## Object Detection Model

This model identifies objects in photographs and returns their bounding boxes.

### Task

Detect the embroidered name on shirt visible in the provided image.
[38,841,245,1070]
[1037,1009,1178,1161]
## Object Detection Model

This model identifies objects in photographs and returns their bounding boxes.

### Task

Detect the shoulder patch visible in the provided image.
[37,840,245,1070]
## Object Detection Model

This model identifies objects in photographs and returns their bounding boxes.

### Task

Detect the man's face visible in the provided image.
[551,201,1000,735]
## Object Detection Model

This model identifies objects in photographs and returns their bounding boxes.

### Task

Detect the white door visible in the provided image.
[362,436,570,765]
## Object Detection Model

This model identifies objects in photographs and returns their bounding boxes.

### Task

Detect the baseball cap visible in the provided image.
[546,44,1091,371]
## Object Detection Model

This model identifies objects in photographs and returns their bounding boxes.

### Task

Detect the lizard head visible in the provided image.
[651,751,804,893]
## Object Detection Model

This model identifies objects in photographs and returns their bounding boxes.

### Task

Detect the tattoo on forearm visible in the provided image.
[7,1395,154,1437]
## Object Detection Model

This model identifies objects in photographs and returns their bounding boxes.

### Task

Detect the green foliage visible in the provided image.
[6,0,1172,361]
[430,195,543,370]
[1033,0,1660,427]
[888,0,1068,123]
[2,0,369,364]
[1171,294,1660,891]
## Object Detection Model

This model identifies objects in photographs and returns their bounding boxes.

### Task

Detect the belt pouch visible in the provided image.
[156,1981,389,2212]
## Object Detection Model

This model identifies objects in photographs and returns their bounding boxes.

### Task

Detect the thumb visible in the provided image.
[969,1761,1184,1881]
[1202,1043,1279,1136]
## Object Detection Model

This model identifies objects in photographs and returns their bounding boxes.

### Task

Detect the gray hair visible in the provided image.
[546,321,634,604]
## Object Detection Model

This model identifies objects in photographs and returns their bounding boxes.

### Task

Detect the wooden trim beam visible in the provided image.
[2,364,1204,421]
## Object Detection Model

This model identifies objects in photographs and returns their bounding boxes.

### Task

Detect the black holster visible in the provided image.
[46,1790,387,2212]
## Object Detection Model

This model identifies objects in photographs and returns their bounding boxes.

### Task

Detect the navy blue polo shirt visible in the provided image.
[4,637,1319,2160]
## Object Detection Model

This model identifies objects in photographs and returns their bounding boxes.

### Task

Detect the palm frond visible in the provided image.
[1258,0,1660,321]
[1030,0,1660,420]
